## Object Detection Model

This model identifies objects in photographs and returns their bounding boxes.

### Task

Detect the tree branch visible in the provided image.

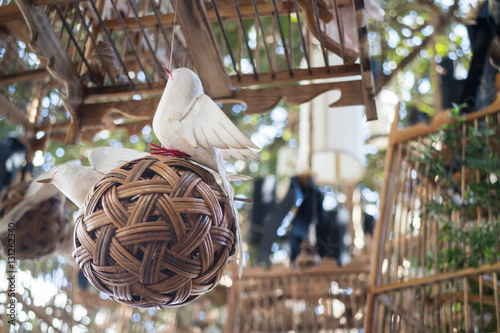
[374,8,453,94]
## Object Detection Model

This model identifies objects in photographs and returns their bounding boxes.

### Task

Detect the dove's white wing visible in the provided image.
[180,94,260,151]
[89,147,149,174]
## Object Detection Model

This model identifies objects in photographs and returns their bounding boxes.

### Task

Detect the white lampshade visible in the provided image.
[299,97,366,186]
[297,51,367,186]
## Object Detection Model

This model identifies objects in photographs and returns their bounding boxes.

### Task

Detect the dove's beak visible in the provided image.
[37,178,53,184]
[162,65,174,81]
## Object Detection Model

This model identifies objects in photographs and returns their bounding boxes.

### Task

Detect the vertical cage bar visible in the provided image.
[271,0,293,76]
[210,0,240,80]
[233,0,258,78]
[88,0,135,88]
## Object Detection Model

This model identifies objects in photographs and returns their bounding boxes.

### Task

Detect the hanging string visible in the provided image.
[169,0,178,70]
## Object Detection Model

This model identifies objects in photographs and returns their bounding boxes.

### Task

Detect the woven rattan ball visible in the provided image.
[0,182,71,260]
[74,155,237,308]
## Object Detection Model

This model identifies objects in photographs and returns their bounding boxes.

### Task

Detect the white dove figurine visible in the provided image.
[152,67,261,276]
[38,160,104,208]
[0,167,63,234]
[88,146,149,174]
[38,147,150,207]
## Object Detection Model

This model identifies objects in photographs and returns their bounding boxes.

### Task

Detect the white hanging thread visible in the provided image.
[169,0,178,70]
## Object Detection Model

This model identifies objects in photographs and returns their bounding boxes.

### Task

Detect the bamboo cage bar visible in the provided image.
[366,96,500,332]
[225,259,369,333]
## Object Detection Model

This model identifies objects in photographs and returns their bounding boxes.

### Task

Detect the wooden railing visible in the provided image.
[225,259,370,333]
[365,97,500,332]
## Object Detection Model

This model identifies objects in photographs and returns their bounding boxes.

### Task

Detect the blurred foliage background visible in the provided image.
[0,0,486,331]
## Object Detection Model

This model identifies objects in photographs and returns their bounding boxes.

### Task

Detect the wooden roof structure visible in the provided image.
[0,0,377,154]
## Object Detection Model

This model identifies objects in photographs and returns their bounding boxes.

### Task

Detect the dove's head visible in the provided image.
[163,67,203,96]
[37,160,82,185]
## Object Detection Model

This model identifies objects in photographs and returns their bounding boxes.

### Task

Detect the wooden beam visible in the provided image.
[0,93,35,131]
[234,79,364,114]
[2,0,353,26]
[0,68,49,85]
[373,262,500,294]
[84,66,362,102]
[101,0,354,31]
[84,82,166,102]
[32,0,78,5]
[15,0,83,144]
[102,2,294,31]
[79,99,156,131]
[0,3,23,22]
[174,0,232,98]
[231,65,361,87]
[80,80,363,132]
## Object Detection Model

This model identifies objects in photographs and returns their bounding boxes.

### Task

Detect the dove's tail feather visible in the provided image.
[221,148,261,163]
[54,224,78,267]
[216,150,244,278]
[227,173,252,182]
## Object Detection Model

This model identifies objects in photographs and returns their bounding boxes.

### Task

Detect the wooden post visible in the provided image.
[15,0,83,144]
[364,104,400,332]
[174,0,232,99]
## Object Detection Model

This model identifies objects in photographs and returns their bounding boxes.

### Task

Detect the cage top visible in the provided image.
[0,0,377,148]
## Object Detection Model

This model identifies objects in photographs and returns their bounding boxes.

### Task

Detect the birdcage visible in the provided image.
[365,99,500,332]
[1,0,377,150]
[225,259,369,332]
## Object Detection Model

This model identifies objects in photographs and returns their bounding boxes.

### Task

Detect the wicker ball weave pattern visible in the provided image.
[74,155,237,308]
[0,182,71,260]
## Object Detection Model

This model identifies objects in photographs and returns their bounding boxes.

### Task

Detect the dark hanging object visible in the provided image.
[0,137,27,193]
[288,175,325,262]
[249,176,277,246]
[316,210,340,263]
[255,177,304,264]
[363,213,376,236]
[459,1,499,112]
[439,57,465,110]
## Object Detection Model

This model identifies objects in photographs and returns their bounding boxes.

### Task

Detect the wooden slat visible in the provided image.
[82,79,364,129]
[390,93,500,145]
[234,79,364,114]
[0,3,24,22]
[364,105,400,333]
[0,68,49,85]
[231,65,361,87]
[174,0,232,98]
[15,0,83,144]
[352,0,377,120]
[0,93,35,131]
[32,0,77,5]
[102,2,294,31]
[84,82,166,102]
[374,263,500,294]
[84,66,362,101]
[79,99,155,130]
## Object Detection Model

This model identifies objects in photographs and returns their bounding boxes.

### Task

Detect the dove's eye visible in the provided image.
[162,65,174,81]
